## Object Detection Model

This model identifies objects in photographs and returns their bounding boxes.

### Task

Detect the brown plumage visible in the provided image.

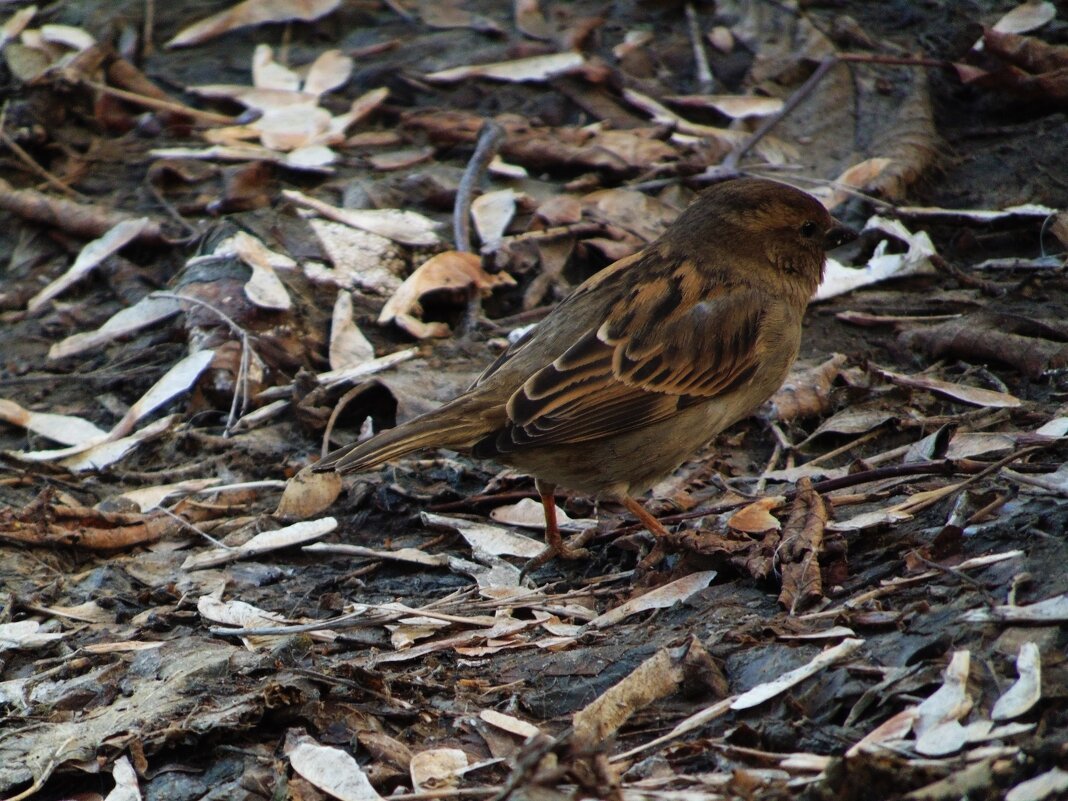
[316,178,855,567]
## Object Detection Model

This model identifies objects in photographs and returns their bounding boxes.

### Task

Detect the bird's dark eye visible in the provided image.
[800,220,819,238]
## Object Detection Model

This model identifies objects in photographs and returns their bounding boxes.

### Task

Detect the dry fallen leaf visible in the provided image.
[167,0,341,48]
[424,51,585,83]
[378,251,515,339]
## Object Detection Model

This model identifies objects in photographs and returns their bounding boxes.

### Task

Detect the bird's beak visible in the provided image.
[824,222,857,249]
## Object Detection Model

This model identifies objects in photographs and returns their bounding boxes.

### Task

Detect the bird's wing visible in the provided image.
[474,262,769,456]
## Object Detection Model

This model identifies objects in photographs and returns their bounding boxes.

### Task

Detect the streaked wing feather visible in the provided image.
[476,276,768,455]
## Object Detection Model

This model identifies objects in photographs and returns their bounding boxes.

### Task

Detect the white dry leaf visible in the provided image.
[288,737,384,801]
[329,290,375,370]
[167,0,341,48]
[1006,767,1068,801]
[471,189,517,250]
[150,143,334,172]
[304,542,449,567]
[49,295,182,360]
[0,620,67,653]
[425,51,584,83]
[191,84,318,112]
[895,203,1057,221]
[992,642,1042,721]
[182,517,337,570]
[410,749,468,792]
[303,217,404,294]
[489,497,594,532]
[488,156,528,178]
[103,755,140,801]
[61,414,178,472]
[39,23,95,51]
[846,707,918,756]
[117,478,223,512]
[215,231,293,310]
[961,593,1068,623]
[877,368,1022,408]
[1034,417,1068,437]
[303,48,353,96]
[916,719,972,756]
[27,218,153,312]
[256,104,333,150]
[587,571,718,629]
[975,1,1057,50]
[816,215,936,301]
[731,639,865,710]
[480,709,542,739]
[665,93,784,119]
[284,188,442,246]
[421,512,544,558]
[0,398,107,446]
[115,349,216,439]
[826,507,914,533]
[914,650,972,738]
[252,43,300,91]
[1,6,36,48]
[197,596,288,631]
[285,143,338,169]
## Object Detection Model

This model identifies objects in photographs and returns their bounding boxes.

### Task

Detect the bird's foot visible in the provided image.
[521,529,595,578]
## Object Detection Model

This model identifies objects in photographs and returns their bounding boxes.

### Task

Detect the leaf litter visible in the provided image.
[1,1,1067,800]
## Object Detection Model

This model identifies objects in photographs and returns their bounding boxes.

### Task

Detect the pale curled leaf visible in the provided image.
[303,48,353,96]
[914,650,972,737]
[49,295,182,360]
[961,593,1068,623]
[479,709,542,739]
[425,51,584,83]
[167,0,341,48]
[471,189,517,250]
[283,189,441,246]
[252,43,300,91]
[731,639,865,710]
[0,398,107,446]
[877,368,1022,408]
[182,517,337,569]
[587,571,718,629]
[329,290,375,371]
[421,512,543,558]
[288,737,384,801]
[0,620,68,652]
[992,642,1042,721]
[60,415,179,472]
[103,755,140,801]
[410,749,468,792]
[28,218,153,312]
[1006,768,1068,801]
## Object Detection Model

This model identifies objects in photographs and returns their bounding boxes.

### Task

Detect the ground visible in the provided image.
[1,1,1068,800]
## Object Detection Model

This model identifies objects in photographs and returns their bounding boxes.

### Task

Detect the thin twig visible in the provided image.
[454,120,505,253]
[685,3,715,92]
[76,78,237,126]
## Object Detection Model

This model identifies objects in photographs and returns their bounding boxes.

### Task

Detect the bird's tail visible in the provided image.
[314,399,488,474]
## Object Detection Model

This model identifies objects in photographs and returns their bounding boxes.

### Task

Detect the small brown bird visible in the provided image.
[316,178,855,567]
